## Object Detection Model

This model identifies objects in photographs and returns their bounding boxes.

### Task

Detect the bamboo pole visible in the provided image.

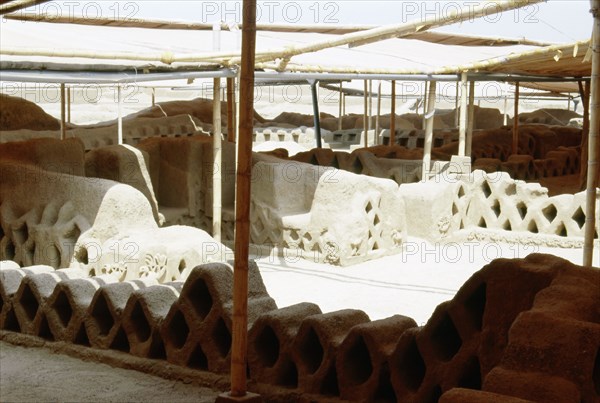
[390,80,396,146]
[580,80,591,190]
[254,39,587,76]
[422,82,428,129]
[458,72,468,156]
[467,80,476,156]
[584,0,599,267]
[503,94,509,125]
[4,0,540,66]
[212,24,223,244]
[229,0,257,398]
[338,81,343,131]
[363,80,368,148]
[227,77,236,142]
[0,0,52,15]
[5,13,554,47]
[239,0,544,65]
[422,80,437,180]
[454,81,460,128]
[1,36,582,73]
[60,83,66,140]
[235,71,241,144]
[67,86,71,124]
[512,82,520,155]
[376,81,382,145]
[368,79,373,131]
[117,85,123,144]
[213,78,222,242]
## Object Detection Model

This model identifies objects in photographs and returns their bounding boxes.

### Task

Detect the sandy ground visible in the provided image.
[254,238,599,326]
[0,240,597,402]
[0,342,221,403]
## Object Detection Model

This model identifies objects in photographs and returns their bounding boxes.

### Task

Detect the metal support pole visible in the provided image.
[422,81,437,180]
[310,80,323,149]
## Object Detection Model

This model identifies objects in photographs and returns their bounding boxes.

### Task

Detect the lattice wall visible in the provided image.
[450,171,599,240]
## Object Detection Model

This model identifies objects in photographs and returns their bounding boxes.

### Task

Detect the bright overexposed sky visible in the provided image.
[14,0,592,44]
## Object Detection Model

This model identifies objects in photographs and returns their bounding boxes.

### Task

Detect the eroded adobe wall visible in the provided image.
[1,254,598,402]
[0,138,230,278]
[449,170,599,244]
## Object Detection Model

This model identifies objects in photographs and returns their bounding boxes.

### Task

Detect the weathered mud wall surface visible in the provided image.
[1,254,598,403]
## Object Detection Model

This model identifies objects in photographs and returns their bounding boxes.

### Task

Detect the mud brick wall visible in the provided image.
[1,254,598,403]
[450,170,599,241]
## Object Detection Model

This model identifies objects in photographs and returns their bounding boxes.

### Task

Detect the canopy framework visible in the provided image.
[3,13,555,47]
[0,3,597,389]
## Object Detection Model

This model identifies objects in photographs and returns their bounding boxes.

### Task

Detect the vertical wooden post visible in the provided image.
[422,82,428,129]
[512,82,520,155]
[60,83,66,140]
[227,77,236,142]
[342,93,346,116]
[422,80,437,180]
[213,77,222,243]
[375,81,382,145]
[390,80,396,146]
[363,80,368,148]
[584,0,599,267]
[67,85,71,124]
[580,80,591,189]
[368,79,373,131]
[151,87,155,106]
[338,81,343,131]
[503,94,508,125]
[458,72,468,156]
[117,85,123,145]
[212,23,223,243]
[228,0,257,399]
[454,80,460,128]
[235,70,242,144]
[467,80,476,157]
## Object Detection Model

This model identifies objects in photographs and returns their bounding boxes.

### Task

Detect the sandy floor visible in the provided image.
[0,342,220,403]
[254,238,598,326]
[0,240,597,402]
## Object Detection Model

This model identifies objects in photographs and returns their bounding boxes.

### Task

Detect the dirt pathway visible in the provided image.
[0,341,220,402]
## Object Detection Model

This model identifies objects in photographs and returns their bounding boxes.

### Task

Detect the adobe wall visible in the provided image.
[0,138,230,280]
[1,253,598,402]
